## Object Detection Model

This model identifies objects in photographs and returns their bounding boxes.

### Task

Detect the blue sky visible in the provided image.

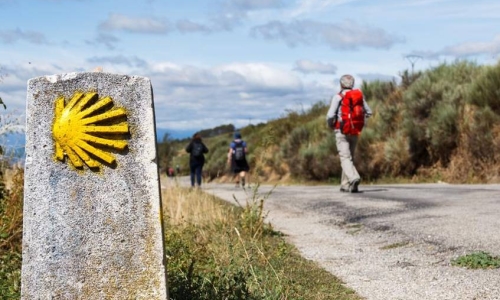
[1,0,500,139]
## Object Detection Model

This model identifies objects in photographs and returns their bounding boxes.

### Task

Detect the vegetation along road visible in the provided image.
[201,181,500,300]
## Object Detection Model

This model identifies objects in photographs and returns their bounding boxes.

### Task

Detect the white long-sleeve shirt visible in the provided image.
[326,88,372,121]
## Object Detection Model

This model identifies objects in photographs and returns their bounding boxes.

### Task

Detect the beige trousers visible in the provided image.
[335,131,360,188]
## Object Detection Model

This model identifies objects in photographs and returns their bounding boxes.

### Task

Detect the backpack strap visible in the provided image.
[334,92,345,127]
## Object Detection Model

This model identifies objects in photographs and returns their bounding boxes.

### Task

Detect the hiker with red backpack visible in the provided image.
[185,133,209,188]
[326,74,372,193]
[227,132,250,188]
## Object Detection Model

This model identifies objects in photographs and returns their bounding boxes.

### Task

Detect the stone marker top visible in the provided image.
[22,72,168,299]
[26,72,157,174]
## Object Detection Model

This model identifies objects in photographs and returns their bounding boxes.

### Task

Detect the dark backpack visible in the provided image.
[336,89,365,135]
[233,141,245,161]
[191,142,204,158]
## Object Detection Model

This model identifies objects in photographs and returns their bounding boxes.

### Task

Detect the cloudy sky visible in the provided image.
[1,0,499,138]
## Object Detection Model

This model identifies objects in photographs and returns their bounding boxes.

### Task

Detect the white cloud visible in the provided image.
[214,63,303,92]
[173,0,285,33]
[0,28,49,45]
[398,0,455,7]
[225,0,285,10]
[251,19,404,50]
[149,61,326,131]
[85,33,120,50]
[289,0,358,17]
[151,64,221,88]
[86,55,148,68]
[176,19,212,34]
[293,60,337,74]
[357,73,397,83]
[98,13,171,34]
[0,57,336,134]
[441,36,500,57]
[239,92,252,99]
[412,35,500,59]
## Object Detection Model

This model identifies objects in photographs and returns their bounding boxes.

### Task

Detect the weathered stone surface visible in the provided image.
[22,72,168,299]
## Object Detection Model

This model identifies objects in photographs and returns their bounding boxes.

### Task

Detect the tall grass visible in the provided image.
[0,170,359,299]
[162,183,360,299]
[0,167,23,300]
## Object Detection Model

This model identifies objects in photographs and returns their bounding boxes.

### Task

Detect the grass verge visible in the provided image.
[162,183,361,300]
[0,167,23,300]
[1,169,360,299]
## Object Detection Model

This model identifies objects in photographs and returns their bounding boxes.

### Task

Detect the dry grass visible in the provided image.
[0,167,23,252]
[0,167,24,299]
[161,182,360,300]
[162,183,235,227]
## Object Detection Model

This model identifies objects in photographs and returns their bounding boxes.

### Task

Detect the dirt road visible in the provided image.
[166,177,500,300]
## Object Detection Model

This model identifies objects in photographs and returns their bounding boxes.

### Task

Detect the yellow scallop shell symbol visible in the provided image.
[52,91,129,169]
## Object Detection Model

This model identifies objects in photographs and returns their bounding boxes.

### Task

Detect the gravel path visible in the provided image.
[164,177,500,300]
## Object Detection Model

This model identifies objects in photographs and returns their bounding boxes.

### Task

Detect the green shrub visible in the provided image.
[452,251,500,269]
[281,126,310,178]
[0,252,21,299]
[402,61,481,168]
[362,80,398,104]
[426,101,460,163]
[467,62,500,114]
[203,137,232,180]
[463,106,500,164]
[383,133,412,176]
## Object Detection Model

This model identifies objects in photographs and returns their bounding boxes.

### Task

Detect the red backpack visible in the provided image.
[335,89,365,135]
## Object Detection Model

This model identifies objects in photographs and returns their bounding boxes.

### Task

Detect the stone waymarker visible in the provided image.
[22,72,168,299]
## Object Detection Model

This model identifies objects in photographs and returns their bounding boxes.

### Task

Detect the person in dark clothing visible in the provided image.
[185,133,209,188]
[227,132,250,188]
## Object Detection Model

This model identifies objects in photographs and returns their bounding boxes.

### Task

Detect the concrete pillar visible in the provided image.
[22,72,168,299]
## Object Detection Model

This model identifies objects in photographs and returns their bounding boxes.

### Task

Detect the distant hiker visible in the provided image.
[185,133,209,188]
[227,132,250,188]
[326,74,372,193]
[175,164,180,176]
[167,167,174,177]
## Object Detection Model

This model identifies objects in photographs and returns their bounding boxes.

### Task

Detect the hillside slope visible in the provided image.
[161,61,500,184]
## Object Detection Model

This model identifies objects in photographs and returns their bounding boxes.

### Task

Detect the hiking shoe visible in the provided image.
[349,179,360,193]
[340,186,349,192]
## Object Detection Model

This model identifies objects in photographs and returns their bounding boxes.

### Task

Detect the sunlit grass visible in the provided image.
[0,167,23,300]
[161,182,361,300]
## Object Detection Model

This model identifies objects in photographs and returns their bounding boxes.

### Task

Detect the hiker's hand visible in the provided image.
[327,117,336,129]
